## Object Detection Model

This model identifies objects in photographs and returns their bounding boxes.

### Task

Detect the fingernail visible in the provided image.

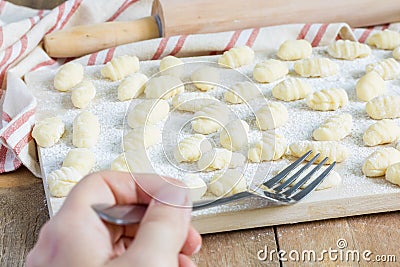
[155,184,190,207]
[193,243,202,254]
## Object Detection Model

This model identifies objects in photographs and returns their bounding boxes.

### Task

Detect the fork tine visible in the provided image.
[274,153,321,191]
[263,150,312,188]
[291,161,336,201]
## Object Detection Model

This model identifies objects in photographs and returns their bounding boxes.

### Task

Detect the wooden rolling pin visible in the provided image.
[44,0,400,58]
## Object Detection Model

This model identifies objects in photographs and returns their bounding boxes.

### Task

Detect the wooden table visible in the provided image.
[2,0,400,266]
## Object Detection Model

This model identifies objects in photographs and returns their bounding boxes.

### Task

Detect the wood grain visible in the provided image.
[6,0,65,9]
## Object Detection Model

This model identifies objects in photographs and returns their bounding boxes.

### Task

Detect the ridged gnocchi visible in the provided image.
[191,66,220,91]
[181,174,207,201]
[224,81,262,104]
[117,73,148,101]
[72,111,100,148]
[367,29,400,50]
[53,62,84,92]
[356,71,385,102]
[385,162,400,186]
[208,169,247,197]
[159,55,184,77]
[253,59,288,83]
[393,46,400,60]
[363,119,400,146]
[192,102,230,134]
[277,39,312,61]
[306,88,348,111]
[366,58,400,80]
[313,113,352,141]
[32,117,65,148]
[172,92,217,112]
[362,147,400,177]
[145,75,184,99]
[174,134,212,163]
[218,46,255,68]
[289,141,349,164]
[47,166,83,197]
[294,58,338,78]
[272,78,312,101]
[327,40,371,60]
[248,132,287,162]
[127,99,170,128]
[71,80,96,109]
[197,148,245,171]
[101,55,139,81]
[111,149,153,173]
[220,120,249,151]
[256,102,288,130]
[62,148,95,176]
[123,125,161,151]
[366,95,400,119]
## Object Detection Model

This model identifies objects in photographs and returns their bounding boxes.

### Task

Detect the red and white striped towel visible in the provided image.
[0,0,399,177]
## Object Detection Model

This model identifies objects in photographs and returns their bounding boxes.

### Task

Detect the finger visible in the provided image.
[179,254,197,267]
[181,226,202,256]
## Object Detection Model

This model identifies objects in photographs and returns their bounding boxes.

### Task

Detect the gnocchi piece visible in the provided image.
[32,117,65,148]
[385,162,400,186]
[172,92,217,112]
[72,111,100,148]
[111,149,154,173]
[306,88,348,111]
[191,66,220,91]
[192,102,230,134]
[363,119,400,146]
[174,134,212,163]
[101,55,139,81]
[367,29,400,50]
[159,55,184,77]
[220,120,249,151]
[327,40,371,60]
[71,80,96,109]
[253,59,288,83]
[289,141,349,164]
[294,58,338,78]
[62,148,96,176]
[53,62,84,92]
[393,46,400,60]
[181,174,207,201]
[356,71,385,102]
[313,113,353,141]
[127,99,170,128]
[224,81,262,104]
[277,39,312,61]
[366,58,400,80]
[255,102,288,130]
[272,78,312,101]
[145,75,184,99]
[47,167,83,197]
[248,132,287,162]
[218,46,255,68]
[117,73,148,101]
[366,95,400,119]
[362,147,400,177]
[197,148,245,171]
[123,125,161,151]
[208,169,247,197]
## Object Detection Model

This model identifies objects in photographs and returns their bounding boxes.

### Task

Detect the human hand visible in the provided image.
[26,171,202,267]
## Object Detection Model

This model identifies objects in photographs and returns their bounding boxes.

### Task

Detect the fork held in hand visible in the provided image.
[92,150,336,225]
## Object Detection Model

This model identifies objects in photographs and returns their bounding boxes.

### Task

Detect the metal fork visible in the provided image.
[92,150,336,225]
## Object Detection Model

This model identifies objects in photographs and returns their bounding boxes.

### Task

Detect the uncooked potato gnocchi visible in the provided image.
[101,55,139,81]
[385,162,400,186]
[192,102,230,134]
[363,119,400,146]
[327,40,371,60]
[248,132,287,162]
[127,99,170,128]
[53,62,84,92]
[47,166,83,197]
[313,113,352,141]
[181,174,207,201]
[272,78,312,101]
[393,46,400,60]
[62,148,95,176]
[159,55,184,77]
[172,92,217,112]
[362,147,400,177]
[145,75,184,99]
[71,80,96,109]
[32,117,65,148]
[224,81,262,104]
[218,46,255,68]
[72,111,100,148]
[289,141,349,164]
[366,95,400,120]
[294,58,338,78]
[220,120,249,151]
[256,102,288,130]
[117,73,148,101]
[356,71,385,102]
[191,66,219,91]
[123,125,161,151]
[306,88,348,111]
[367,29,400,50]
[174,134,212,163]
[253,59,288,83]
[197,148,245,171]
[366,58,400,80]
[208,169,247,197]
[111,149,153,173]
[277,39,312,61]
